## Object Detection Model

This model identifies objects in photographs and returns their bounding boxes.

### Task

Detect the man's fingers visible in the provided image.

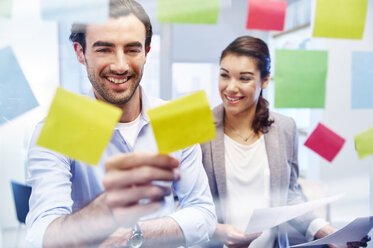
[105,152,179,171]
[106,184,172,207]
[103,166,180,190]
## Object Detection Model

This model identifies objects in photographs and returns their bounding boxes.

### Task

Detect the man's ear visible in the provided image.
[146,45,151,55]
[261,75,270,89]
[144,45,151,64]
[73,42,86,66]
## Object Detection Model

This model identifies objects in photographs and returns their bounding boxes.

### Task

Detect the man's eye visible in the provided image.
[97,48,110,53]
[128,49,140,53]
[240,77,251,81]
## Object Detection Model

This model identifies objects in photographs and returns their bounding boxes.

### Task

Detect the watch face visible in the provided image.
[128,233,144,248]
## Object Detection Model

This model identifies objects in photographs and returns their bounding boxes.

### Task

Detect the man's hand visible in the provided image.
[213,223,261,248]
[315,224,371,248]
[103,152,180,228]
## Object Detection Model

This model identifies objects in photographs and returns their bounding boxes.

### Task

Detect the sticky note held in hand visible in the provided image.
[37,87,122,165]
[147,90,216,154]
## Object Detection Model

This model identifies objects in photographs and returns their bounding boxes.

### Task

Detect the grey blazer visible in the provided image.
[201,104,317,248]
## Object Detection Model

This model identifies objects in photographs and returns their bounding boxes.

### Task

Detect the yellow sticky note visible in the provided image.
[147,90,216,154]
[37,88,122,165]
[355,126,373,159]
[313,0,368,39]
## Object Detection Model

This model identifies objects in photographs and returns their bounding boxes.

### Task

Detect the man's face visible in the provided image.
[74,14,149,106]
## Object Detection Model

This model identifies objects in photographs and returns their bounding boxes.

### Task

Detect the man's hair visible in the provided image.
[220,36,274,134]
[69,0,152,53]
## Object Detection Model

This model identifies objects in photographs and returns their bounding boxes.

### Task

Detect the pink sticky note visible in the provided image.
[304,123,346,162]
[246,0,287,31]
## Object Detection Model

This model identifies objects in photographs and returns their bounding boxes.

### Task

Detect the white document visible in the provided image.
[245,194,343,234]
[290,216,373,247]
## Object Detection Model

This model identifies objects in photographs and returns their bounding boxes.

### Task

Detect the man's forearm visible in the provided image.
[140,217,185,248]
[43,193,117,248]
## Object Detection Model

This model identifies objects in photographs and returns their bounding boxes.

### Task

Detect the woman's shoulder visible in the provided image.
[268,111,297,133]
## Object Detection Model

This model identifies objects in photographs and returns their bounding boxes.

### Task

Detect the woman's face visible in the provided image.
[219,53,269,117]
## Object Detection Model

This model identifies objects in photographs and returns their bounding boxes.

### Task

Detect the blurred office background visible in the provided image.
[1,0,373,247]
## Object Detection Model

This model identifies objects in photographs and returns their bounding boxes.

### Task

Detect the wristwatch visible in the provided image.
[127,223,144,248]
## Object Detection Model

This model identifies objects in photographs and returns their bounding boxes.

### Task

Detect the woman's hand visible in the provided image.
[315,224,370,248]
[213,223,261,248]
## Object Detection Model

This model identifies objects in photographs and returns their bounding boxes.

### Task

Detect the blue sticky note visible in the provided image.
[0,47,39,125]
[351,51,373,109]
[41,0,109,24]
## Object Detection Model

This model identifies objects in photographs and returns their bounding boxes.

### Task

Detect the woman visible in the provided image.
[201,36,369,248]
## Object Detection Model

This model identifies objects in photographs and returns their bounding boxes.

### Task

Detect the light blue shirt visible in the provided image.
[25,88,216,247]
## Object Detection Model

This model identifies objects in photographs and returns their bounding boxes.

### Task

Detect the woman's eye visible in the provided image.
[240,77,251,81]
[220,73,229,78]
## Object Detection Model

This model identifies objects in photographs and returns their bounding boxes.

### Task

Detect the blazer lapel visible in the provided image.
[211,105,228,221]
[264,122,283,207]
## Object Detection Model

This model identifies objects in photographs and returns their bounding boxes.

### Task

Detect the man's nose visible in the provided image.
[110,53,129,74]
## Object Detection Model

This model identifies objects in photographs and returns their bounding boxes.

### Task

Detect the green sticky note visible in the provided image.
[313,0,368,39]
[274,49,328,108]
[37,88,122,165]
[147,90,216,154]
[355,126,373,159]
[0,0,12,18]
[157,0,220,24]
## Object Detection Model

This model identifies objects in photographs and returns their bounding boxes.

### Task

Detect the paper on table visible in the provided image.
[147,90,216,154]
[246,0,287,31]
[290,216,373,247]
[245,194,343,234]
[37,87,122,165]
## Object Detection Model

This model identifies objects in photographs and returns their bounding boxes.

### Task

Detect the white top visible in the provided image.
[116,113,142,149]
[224,134,275,247]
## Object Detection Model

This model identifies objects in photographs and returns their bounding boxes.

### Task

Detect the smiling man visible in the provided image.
[25,1,216,247]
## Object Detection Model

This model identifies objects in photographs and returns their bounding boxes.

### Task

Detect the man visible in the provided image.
[25,0,216,247]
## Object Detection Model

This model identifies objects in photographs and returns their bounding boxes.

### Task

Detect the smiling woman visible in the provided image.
[200,36,363,248]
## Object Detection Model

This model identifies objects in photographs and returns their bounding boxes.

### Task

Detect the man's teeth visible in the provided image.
[107,77,128,84]
[227,96,241,101]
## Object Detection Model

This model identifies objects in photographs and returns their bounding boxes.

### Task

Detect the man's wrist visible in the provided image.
[127,223,144,248]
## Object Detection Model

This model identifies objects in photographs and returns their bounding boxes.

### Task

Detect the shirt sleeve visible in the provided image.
[25,122,74,248]
[169,144,217,247]
[305,218,329,241]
